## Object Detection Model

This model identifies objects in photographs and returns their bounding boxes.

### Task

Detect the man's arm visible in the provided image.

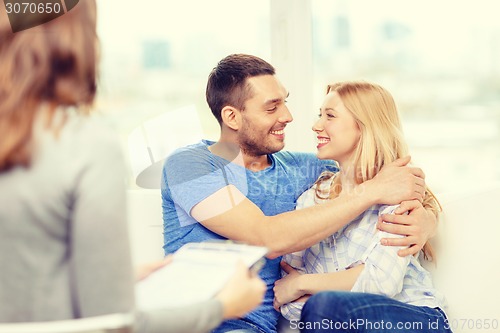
[192,156,425,258]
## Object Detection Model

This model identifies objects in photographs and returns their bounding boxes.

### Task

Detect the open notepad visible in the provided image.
[135,242,268,311]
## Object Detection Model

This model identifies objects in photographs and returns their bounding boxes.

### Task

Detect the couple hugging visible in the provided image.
[162,54,451,333]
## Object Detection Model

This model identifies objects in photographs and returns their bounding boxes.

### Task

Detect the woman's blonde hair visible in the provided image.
[316,81,440,260]
[0,0,98,171]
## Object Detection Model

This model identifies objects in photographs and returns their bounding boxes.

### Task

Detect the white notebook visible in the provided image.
[135,241,268,310]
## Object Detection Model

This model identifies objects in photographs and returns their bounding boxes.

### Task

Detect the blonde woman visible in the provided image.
[273,82,452,332]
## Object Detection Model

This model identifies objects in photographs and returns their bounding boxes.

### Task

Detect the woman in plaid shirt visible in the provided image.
[273,81,452,332]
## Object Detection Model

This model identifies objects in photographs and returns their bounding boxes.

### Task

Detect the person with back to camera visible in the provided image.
[273,81,452,332]
[161,54,441,333]
[0,2,265,333]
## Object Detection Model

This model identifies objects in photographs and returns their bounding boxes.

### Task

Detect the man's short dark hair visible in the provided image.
[206,54,275,124]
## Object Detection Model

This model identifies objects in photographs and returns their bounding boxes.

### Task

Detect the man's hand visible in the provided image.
[362,156,425,205]
[378,200,437,257]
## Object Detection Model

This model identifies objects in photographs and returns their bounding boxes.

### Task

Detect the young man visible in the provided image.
[161,54,435,333]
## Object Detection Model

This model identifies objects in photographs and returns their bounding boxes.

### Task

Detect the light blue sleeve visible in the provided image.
[163,147,247,225]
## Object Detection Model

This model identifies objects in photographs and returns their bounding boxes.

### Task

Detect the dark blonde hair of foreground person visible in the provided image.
[0,0,97,171]
[0,2,265,333]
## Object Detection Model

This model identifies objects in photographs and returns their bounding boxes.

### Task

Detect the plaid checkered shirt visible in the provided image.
[280,177,447,321]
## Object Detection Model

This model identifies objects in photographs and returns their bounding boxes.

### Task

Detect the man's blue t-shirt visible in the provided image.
[161,140,336,333]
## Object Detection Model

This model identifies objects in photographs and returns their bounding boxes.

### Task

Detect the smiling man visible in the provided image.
[161,54,435,333]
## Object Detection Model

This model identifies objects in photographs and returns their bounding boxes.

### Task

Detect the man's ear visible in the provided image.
[221,106,241,130]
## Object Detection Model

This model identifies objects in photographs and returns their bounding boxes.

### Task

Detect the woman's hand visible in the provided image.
[135,256,173,281]
[378,199,437,256]
[215,261,266,319]
[273,261,305,310]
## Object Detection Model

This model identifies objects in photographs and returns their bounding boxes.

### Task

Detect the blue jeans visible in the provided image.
[214,319,266,333]
[300,291,453,332]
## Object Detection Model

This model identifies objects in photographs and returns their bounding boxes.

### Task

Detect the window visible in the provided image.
[96,0,500,193]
